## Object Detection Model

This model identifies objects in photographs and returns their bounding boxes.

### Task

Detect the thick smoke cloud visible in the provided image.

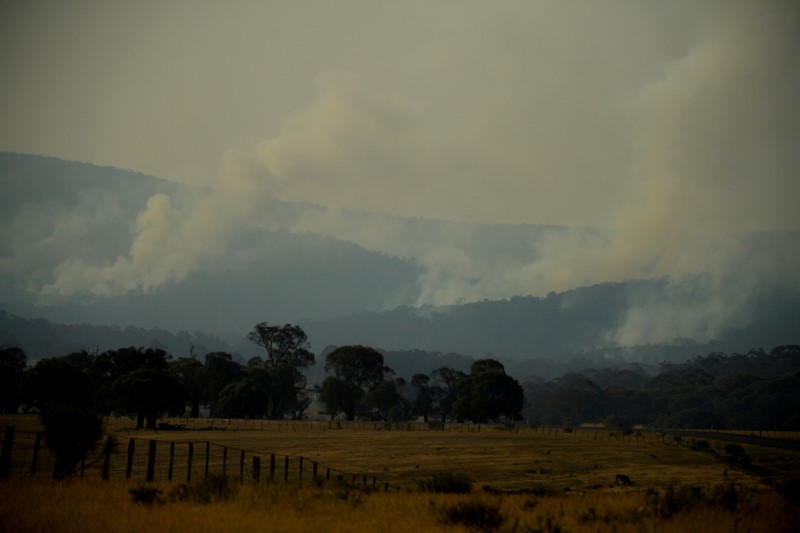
[7,2,798,346]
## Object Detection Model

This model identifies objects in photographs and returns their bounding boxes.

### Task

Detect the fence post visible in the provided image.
[252,456,261,483]
[30,431,43,476]
[270,453,276,480]
[239,450,245,483]
[102,437,113,480]
[187,442,194,483]
[326,467,330,481]
[204,442,210,479]
[125,439,135,480]
[298,456,303,485]
[168,442,175,481]
[0,426,14,479]
[146,440,156,482]
[284,456,289,482]
[313,462,318,482]
[222,446,228,478]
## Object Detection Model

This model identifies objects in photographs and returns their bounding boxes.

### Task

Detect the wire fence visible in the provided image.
[0,426,389,490]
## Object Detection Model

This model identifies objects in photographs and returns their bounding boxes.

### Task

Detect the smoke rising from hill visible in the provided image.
[3,3,798,347]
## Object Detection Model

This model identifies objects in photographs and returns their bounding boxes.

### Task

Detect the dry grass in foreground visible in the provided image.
[1,476,798,533]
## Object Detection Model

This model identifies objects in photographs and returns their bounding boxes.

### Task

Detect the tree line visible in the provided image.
[0,322,524,428]
[523,345,800,430]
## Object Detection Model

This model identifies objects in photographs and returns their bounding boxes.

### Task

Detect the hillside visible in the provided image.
[1,152,798,365]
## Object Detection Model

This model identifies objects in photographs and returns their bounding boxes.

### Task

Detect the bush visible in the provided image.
[128,484,163,505]
[168,476,237,504]
[646,483,744,517]
[724,444,745,457]
[437,497,504,532]
[418,471,473,493]
[41,408,103,479]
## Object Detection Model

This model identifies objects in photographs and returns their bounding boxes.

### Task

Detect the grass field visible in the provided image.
[1,415,799,531]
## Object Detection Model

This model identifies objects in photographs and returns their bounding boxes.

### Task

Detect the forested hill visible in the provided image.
[0,311,232,362]
[301,277,800,365]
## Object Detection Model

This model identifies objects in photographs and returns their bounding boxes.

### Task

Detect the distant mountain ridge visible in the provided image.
[1,152,798,366]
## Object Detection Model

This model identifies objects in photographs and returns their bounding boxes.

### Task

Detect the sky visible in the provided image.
[1,1,799,345]
[2,1,798,229]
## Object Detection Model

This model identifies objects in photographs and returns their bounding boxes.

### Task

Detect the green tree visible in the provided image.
[247,323,315,420]
[432,366,467,423]
[363,378,409,421]
[20,356,102,478]
[410,373,435,423]
[196,352,244,417]
[112,368,186,429]
[247,323,315,369]
[0,347,26,413]
[217,369,271,418]
[453,359,523,424]
[21,357,95,412]
[170,357,204,417]
[265,363,310,419]
[320,345,389,420]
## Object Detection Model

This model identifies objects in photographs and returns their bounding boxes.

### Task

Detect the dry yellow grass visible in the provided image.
[2,415,799,532]
[1,477,797,532]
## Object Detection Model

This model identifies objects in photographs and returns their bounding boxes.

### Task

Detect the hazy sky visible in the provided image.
[3,1,798,230]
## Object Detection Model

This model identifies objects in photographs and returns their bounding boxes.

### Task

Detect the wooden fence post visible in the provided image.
[0,426,14,479]
[168,442,175,481]
[102,437,113,480]
[239,450,245,482]
[125,438,135,480]
[187,442,194,483]
[30,431,43,476]
[270,453,275,480]
[252,456,261,482]
[298,456,303,485]
[204,442,210,479]
[146,440,156,482]
[312,462,318,482]
[284,456,289,482]
[222,446,228,478]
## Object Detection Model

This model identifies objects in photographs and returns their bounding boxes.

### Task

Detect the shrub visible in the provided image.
[724,443,745,457]
[128,484,163,505]
[168,476,237,504]
[418,471,473,493]
[437,497,504,532]
[41,408,103,479]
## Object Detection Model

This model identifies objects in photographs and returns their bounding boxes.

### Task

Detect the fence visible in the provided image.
[0,426,388,490]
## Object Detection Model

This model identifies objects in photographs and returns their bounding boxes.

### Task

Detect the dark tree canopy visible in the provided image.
[21,357,95,412]
[197,352,244,416]
[453,359,524,424]
[111,368,186,429]
[217,372,271,419]
[170,357,204,417]
[0,346,26,413]
[41,408,103,479]
[325,345,388,390]
[247,323,315,369]
[320,345,391,421]
[410,373,437,423]
[432,366,467,423]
